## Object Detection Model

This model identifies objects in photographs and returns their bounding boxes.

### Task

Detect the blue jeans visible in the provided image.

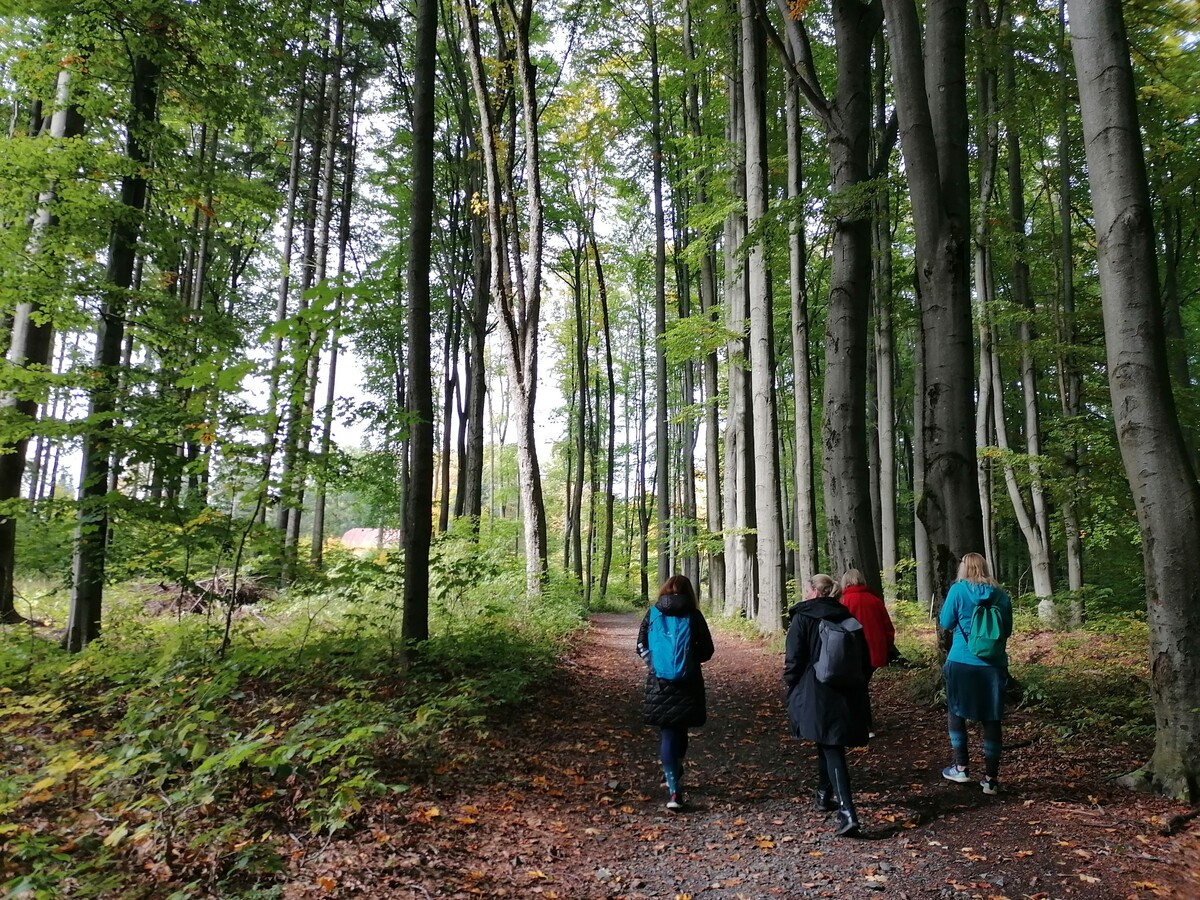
[660,726,689,769]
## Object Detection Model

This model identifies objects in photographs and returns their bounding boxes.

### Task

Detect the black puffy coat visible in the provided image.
[636,594,715,728]
[783,597,872,746]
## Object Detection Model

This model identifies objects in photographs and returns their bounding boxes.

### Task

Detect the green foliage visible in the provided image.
[1014,659,1154,744]
[0,546,587,897]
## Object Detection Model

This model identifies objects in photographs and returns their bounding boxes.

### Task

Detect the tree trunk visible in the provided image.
[785,77,819,591]
[872,31,898,593]
[819,0,883,596]
[461,0,548,594]
[587,222,617,598]
[740,0,784,630]
[1070,0,1200,802]
[648,4,671,587]
[684,0,725,605]
[881,0,985,602]
[1057,0,1085,595]
[723,48,757,617]
[401,0,438,659]
[65,51,159,652]
[312,72,360,566]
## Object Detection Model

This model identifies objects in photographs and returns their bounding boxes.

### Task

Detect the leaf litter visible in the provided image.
[282,613,1193,898]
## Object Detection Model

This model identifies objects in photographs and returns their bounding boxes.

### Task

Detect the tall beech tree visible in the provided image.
[740,0,784,631]
[1069,0,1200,802]
[880,0,985,601]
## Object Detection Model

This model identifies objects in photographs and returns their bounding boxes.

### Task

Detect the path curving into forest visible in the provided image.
[284,613,1190,898]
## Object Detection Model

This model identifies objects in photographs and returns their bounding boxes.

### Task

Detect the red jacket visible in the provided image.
[839,584,896,670]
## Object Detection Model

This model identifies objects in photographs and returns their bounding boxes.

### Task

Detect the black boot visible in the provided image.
[814,786,838,812]
[831,768,860,837]
[835,806,861,836]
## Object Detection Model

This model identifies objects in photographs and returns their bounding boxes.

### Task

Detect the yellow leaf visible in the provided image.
[423,806,442,820]
[456,816,478,825]
[27,777,57,794]
[527,870,548,880]
[317,876,336,891]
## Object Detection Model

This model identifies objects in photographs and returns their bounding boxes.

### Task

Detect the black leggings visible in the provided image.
[817,744,853,803]
[947,711,1002,778]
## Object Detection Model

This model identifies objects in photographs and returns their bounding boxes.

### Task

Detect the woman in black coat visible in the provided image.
[636,574,714,810]
[784,573,873,836]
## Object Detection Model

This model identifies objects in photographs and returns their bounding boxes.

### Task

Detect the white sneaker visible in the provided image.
[942,765,971,784]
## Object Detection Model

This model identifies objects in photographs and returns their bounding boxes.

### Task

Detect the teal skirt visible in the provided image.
[944,661,1006,721]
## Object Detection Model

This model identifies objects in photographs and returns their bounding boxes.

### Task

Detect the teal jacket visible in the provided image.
[939,580,1013,667]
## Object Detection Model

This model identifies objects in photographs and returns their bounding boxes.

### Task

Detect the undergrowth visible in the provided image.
[0,549,588,899]
[887,607,1154,748]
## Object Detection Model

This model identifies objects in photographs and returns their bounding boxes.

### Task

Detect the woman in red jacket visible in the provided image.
[838,570,896,673]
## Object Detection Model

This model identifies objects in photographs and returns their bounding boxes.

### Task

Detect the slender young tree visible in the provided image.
[460,0,549,594]
[65,45,161,652]
[0,64,82,624]
[401,0,437,658]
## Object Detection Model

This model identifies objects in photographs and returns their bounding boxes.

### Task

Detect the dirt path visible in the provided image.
[287,614,1191,899]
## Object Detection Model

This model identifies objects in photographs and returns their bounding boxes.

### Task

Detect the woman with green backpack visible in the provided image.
[938,552,1014,795]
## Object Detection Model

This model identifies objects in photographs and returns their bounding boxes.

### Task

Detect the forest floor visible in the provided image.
[283,613,1198,900]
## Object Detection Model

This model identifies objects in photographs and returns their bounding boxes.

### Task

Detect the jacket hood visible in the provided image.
[960,581,996,601]
[655,593,694,616]
[792,596,851,622]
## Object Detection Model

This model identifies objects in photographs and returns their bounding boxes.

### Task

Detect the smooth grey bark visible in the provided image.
[1070,0,1200,802]
[0,65,82,624]
[741,0,784,630]
[872,33,898,594]
[648,4,671,587]
[461,0,549,594]
[1057,0,1084,594]
[722,49,757,618]
[65,52,159,652]
[785,77,819,595]
[819,0,883,596]
[683,0,725,605]
[880,0,985,603]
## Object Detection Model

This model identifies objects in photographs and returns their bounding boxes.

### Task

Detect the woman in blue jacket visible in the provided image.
[636,574,714,811]
[938,552,1013,795]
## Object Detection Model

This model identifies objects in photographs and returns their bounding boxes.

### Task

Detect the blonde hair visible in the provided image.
[840,568,866,589]
[806,574,839,598]
[957,552,998,586]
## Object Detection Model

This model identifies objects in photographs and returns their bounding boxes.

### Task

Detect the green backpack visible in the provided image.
[960,596,1006,663]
